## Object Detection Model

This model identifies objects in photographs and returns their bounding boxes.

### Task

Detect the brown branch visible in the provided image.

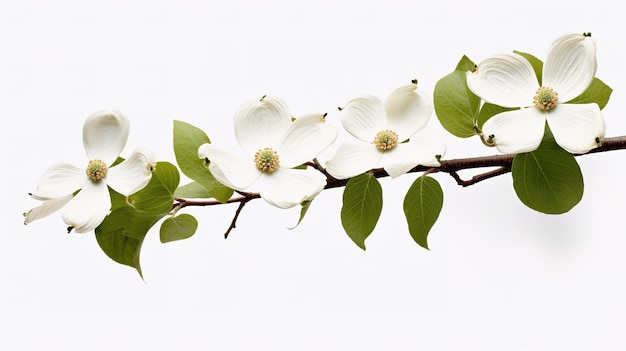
[173,135,626,235]
[174,192,259,239]
[324,135,626,189]
[223,199,250,239]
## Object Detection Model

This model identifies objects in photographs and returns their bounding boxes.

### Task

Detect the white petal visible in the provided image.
[278,113,337,168]
[466,54,539,108]
[259,168,327,208]
[106,147,156,196]
[546,103,605,154]
[324,143,383,180]
[543,33,597,102]
[234,95,292,155]
[383,137,446,178]
[24,194,73,225]
[482,108,546,154]
[30,163,86,200]
[198,143,261,191]
[339,95,386,142]
[62,181,111,233]
[384,83,433,140]
[83,110,129,165]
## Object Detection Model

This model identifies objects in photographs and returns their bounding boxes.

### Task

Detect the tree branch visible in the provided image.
[170,135,626,237]
[324,135,626,189]
[175,135,625,202]
[175,192,259,238]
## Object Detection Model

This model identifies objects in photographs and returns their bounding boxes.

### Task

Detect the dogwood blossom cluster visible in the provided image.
[24,111,156,233]
[467,33,605,154]
[23,33,609,233]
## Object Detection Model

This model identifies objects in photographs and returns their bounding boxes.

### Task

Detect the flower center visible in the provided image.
[86,159,107,182]
[254,148,280,173]
[373,129,399,151]
[533,87,559,111]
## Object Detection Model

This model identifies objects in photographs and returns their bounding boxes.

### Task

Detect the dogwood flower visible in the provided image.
[24,111,156,233]
[466,33,605,154]
[325,82,446,179]
[198,96,337,209]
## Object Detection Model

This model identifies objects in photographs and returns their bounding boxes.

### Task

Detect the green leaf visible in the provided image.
[288,200,313,230]
[96,162,181,277]
[128,162,180,215]
[403,176,443,250]
[477,103,516,129]
[173,120,233,202]
[512,127,584,214]
[568,77,613,110]
[108,187,127,212]
[340,173,383,250]
[160,214,198,243]
[96,207,164,278]
[434,55,481,138]
[513,50,543,84]
[174,181,212,198]
[454,55,476,72]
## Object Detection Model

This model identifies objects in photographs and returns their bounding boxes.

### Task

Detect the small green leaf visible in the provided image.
[403,176,443,250]
[96,163,181,277]
[512,126,584,214]
[340,173,383,250]
[434,55,481,138]
[96,207,164,278]
[173,120,233,202]
[210,185,235,204]
[513,50,543,84]
[455,55,476,72]
[288,200,313,230]
[477,103,516,129]
[174,181,212,198]
[108,187,127,212]
[160,214,198,243]
[568,77,613,110]
[128,162,179,215]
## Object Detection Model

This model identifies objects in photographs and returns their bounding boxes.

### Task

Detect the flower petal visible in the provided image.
[384,83,433,140]
[30,163,86,200]
[106,147,156,196]
[547,103,605,154]
[466,54,539,108]
[259,168,327,208]
[62,181,111,233]
[278,113,337,168]
[83,110,130,165]
[382,137,446,178]
[198,143,261,191]
[234,95,292,155]
[24,194,73,225]
[339,95,386,142]
[543,33,597,102]
[324,143,383,180]
[482,108,546,154]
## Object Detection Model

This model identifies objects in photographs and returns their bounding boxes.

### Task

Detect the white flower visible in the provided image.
[25,111,156,233]
[198,96,337,209]
[466,33,605,154]
[325,82,446,179]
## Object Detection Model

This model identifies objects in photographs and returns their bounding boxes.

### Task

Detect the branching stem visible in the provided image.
[173,135,626,235]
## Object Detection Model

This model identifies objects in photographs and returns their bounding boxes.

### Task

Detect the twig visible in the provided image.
[224,199,250,239]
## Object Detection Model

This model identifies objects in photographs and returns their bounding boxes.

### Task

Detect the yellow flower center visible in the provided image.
[373,129,399,151]
[533,86,559,111]
[86,159,107,182]
[254,148,280,173]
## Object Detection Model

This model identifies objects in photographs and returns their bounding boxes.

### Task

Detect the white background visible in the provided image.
[1,0,625,350]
